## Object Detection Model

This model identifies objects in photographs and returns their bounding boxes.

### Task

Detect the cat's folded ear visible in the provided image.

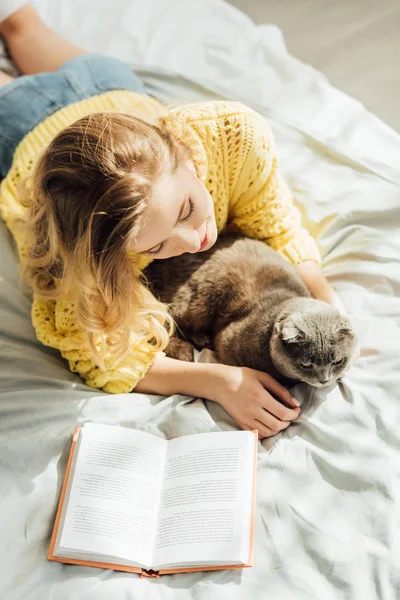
[274,317,304,343]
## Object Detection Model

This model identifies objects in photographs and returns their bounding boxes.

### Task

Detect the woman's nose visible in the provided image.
[174,228,200,253]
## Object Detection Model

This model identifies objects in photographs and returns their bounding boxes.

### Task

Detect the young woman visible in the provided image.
[0,3,346,437]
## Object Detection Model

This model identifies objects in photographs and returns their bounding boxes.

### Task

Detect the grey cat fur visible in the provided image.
[145,236,358,387]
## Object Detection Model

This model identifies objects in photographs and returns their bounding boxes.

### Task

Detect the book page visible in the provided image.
[152,431,256,569]
[58,423,167,567]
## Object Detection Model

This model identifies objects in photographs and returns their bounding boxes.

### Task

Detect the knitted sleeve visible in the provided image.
[227,106,321,265]
[31,295,159,394]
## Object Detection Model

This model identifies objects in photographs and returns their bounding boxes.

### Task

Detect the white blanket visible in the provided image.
[0,1,399,598]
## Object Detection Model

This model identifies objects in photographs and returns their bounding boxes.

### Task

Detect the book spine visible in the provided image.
[139,569,160,579]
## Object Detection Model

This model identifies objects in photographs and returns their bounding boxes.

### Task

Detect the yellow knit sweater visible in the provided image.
[0,90,320,393]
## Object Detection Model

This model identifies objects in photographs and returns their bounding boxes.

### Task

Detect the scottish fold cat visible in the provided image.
[145,236,358,387]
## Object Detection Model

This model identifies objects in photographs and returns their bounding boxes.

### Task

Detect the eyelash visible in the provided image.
[180,198,194,222]
[147,199,195,255]
[147,244,164,256]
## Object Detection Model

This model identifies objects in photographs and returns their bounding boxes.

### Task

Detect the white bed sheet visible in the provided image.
[0,1,399,599]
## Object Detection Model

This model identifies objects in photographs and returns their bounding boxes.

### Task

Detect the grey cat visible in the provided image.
[145,236,358,387]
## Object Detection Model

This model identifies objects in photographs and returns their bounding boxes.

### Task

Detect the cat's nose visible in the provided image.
[318,376,330,385]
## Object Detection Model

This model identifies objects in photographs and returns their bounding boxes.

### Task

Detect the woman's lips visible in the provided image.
[200,223,209,250]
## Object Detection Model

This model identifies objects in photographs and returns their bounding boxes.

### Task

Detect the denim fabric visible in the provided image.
[0,53,146,178]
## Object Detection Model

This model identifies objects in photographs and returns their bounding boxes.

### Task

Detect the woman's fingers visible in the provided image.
[254,408,293,433]
[262,399,300,422]
[253,418,289,439]
[256,370,300,409]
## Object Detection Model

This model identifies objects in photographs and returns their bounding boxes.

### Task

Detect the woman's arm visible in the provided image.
[295,259,347,315]
[135,353,224,398]
[222,108,349,316]
[136,353,301,439]
[227,108,321,266]
[296,260,361,359]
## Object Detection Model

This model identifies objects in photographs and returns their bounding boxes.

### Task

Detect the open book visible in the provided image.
[48,423,257,576]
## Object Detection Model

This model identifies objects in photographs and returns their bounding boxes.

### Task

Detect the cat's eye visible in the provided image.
[333,358,345,366]
[301,363,313,370]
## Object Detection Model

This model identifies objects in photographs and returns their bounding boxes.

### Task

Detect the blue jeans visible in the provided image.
[0,53,147,178]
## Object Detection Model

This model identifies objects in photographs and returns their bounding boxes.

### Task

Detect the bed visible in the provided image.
[1,1,399,598]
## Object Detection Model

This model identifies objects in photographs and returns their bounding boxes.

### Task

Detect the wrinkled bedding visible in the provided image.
[1,1,399,598]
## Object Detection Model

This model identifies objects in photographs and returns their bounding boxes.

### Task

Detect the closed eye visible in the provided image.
[179,198,194,222]
[146,242,164,256]
[333,358,345,366]
[301,363,313,369]
[144,198,194,256]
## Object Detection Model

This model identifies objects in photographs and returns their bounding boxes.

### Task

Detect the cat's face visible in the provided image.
[270,299,358,387]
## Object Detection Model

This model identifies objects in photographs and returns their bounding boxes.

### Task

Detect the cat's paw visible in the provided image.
[166,336,195,362]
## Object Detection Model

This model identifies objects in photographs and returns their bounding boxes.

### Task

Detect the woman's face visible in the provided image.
[130,161,218,259]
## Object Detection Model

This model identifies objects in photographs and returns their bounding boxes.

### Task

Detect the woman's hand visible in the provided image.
[136,355,301,439]
[206,364,301,439]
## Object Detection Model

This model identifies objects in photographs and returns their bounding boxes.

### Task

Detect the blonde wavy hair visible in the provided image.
[21,111,190,368]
